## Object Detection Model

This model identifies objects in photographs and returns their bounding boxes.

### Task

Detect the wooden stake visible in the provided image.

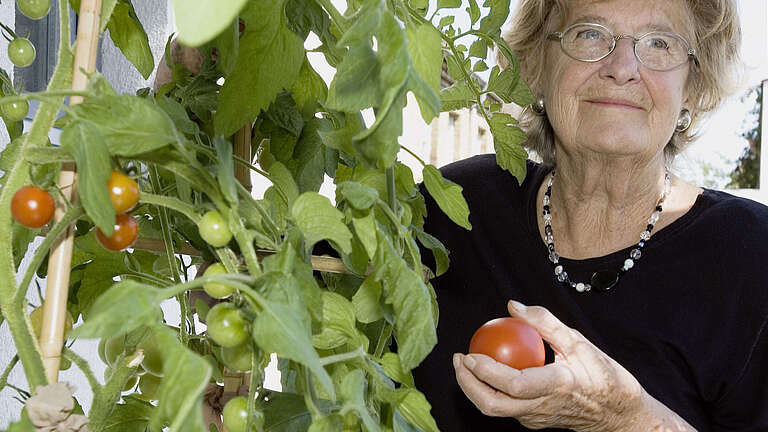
[233,125,252,189]
[39,0,102,383]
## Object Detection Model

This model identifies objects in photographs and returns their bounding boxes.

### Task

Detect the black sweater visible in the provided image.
[413,154,768,431]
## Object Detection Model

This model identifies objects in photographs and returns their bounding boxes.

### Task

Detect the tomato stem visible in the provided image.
[0,355,20,392]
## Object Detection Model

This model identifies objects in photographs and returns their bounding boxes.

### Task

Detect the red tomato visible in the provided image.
[11,185,55,228]
[96,214,138,251]
[468,317,545,369]
[107,171,139,214]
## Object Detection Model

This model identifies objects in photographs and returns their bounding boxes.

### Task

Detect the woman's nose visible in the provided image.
[598,38,641,85]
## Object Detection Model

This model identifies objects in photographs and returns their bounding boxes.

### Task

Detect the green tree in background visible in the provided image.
[728,83,762,188]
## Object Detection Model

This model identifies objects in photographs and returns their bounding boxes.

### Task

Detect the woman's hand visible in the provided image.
[453,300,666,431]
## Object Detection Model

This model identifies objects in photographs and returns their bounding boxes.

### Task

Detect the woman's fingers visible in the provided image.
[459,353,571,399]
[508,300,589,357]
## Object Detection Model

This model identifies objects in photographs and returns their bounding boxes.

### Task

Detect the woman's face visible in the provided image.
[542,0,694,162]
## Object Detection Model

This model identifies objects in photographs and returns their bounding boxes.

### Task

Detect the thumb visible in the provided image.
[507,300,582,357]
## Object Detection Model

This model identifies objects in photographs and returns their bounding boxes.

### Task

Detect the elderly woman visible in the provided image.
[413,0,768,431]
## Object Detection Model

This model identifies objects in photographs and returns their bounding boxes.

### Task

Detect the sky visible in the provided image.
[321,0,768,190]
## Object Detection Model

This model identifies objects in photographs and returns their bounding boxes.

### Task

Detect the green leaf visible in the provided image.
[106,0,154,79]
[467,0,481,24]
[268,161,300,208]
[440,79,475,112]
[215,0,304,136]
[422,164,471,230]
[214,18,239,76]
[70,94,177,156]
[396,389,439,432]
[103,395,154,431]
[338,181,379,211]
[380,352,414,387]
[351,212,377,260]
[252,273,335,399]
[170,0,247,47]
[405,22,442,124]
[409,0,428,8]
[291,192,352,254]
[308,415,344,432]
[486,65,535,106]
[414,228,449,276]
[156,96,199,135]
[468,39,488,59]
[287,118,327,193]
[473,60,489,72]
[438,15,455,28]
[326,43,381,113]
[291,58,328,118]
[351,274,383,323]
[263,392,336,431]
[374,230,437,371]
[479,0,510,36]
[150,327,212,432]
[339,370,380,432]
[312,291,358,350]
[266,92,305,137]
[61,122,116,235]
[69,280,164,338]
[437,0,461,8]
[489,112,528,183]
[215,136,238,205]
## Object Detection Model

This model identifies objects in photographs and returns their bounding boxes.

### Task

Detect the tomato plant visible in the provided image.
[16,0,51,19]
[29,305,74,338]
[469,318,546,370]
[107,170,139,214]
[198,210,232,247]
[11,185,55,228]
[0,0,532,430]
[202,262,234,298]
[96,213,138,251]
[222,396,249,432]
[1,100,28,122]
[8,37,36,67]
[206,302,248,348]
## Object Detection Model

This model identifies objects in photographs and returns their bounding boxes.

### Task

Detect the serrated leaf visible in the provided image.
[266,92,304,137]
[312,291,358,350]
[478,0,510,36]
[170,0,247,47]
[287,118,327,193]
[268,161,300,208]
[468,39,488,59]
[438,16,455,27]
[338,181,379,211]
[351,212,377,259]
[291,58,328,118]
[396,389,439,432]
[380,353,414,387]
[405,22,442,124]
[422,165,471,230]
[340,370,381,432]
[102,396,154,431]
[414,228,449,276]
[291,192,352,253]
[490,113,528,183]
[156,96,199,135]
[374,230,436,371]
[351,274,383,323]
[467,0,481,24]
[440,79,475,112]
[473,60,489,72]
[61,122,115,235]
[106,0,154,79]
[326,43,381,112]
[215,0,303,136]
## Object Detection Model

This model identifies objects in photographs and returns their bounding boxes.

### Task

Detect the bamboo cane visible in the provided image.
[39,0,102,383]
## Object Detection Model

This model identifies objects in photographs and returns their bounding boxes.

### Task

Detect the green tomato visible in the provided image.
[139,335,164,377]
[138,373,162,401]
[59,356,71,371]
[103,336,126,367]
[221,343,252,372]
[206,303,248,347]
[8,38,36,67]
[222,396,248,432]
[198,210,233,247]
[203,263,234,299]
[1,100,28,122]
[16,0,51,19]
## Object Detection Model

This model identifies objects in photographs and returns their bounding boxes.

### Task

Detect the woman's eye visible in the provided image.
[648,38,670,50]
[577,29,603,40]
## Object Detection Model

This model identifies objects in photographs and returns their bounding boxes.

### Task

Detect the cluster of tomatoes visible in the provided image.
[98,331,165,398]
[11,170,140,251]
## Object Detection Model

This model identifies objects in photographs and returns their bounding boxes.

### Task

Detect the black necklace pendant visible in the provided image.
[590,270,620,291]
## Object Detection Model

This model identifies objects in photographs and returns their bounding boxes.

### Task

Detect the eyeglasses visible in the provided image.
[547,23,699,71]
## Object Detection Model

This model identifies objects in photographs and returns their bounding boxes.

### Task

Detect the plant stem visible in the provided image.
[149,167,189,344]
[0,355,19,391]
[314,0,349,33]
[0,90,91,105]
[229,207,262,278]
[319,346,366,366]
[14,206,84,306]
[400,144,427,166]
[245,351,265,432]
[139,192,201,224]
[62,347,100,395]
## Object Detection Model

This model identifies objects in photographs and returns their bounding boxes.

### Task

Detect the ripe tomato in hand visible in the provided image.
[469,317,545,369]
[107,171,139,214]
[11,185,55,228]
[96,213,138,251]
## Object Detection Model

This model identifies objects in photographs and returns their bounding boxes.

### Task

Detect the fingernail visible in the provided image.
[509,300,527,313]
[463,354,476,369]
[452,354,461,369]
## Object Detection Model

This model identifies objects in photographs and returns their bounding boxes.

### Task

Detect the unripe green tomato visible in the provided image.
[103,336,126,367]
[16,0,51,19]
[138,373,162,400]
[8,38,36,67]
[139,334,164,377]
[29,305,73,339]
[198,210,233,247]
[222,396,249,432]
[206,303,248,347]
[203,263,234,299]
[59,356,71,371]
[1,100,28,122]
[221,343,252,372]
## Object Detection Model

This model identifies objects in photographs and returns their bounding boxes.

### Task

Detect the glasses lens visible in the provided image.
[636,32,690,70]
[561,24,613,61]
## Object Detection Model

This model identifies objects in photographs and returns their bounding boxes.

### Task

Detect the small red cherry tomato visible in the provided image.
[96,213,138,251]
[11,185,55,228]
[469,317,545,369]
[107,171,139,214]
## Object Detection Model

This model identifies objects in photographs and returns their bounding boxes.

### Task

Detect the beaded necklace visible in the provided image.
[542,170,671,292]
